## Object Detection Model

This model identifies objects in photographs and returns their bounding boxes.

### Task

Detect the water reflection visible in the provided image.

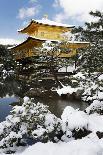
[37,98,88,117]
[56,99,87,117]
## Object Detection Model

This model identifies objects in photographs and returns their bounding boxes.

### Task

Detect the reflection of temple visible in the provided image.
[11,16,89,60]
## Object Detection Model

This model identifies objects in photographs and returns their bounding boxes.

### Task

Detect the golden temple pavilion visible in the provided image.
[11,16,89,60]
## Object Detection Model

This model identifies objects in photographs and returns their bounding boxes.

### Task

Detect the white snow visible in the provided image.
[1,94,103,155]
[84,91,103,101]
[15,136,103,155]
[68,40,90,44]
[57,85,83,96]
[86,100,103,114]
[18,18,74,33]
[88,113,103,132]
[45,114,57,131]
[61,106,88,131]
[73,72,86,80]
[93,92,103,100]
[23,96,30,103]
[98,74,103,81]
[58,65,75,73]
[69,72,103,102]
[32,127,46,138]
[35,18,74,28]
[61,106,103,134]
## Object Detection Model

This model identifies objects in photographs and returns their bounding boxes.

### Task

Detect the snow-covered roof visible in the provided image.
[23,36,90,44]
[18,18,75,32]
[10,37,46,50]
[34,18,74,28]
[10,36,90,51]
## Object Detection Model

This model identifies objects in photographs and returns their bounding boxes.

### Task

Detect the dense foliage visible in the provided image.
[0,97,62,153]
[0,45,15,72]
[73,11,103,73]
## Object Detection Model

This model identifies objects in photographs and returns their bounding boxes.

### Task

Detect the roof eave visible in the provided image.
[18,19,75,33]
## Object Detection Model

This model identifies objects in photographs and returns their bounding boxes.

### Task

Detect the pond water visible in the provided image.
[0,96,18,122]
[0,76,88,122]
[34,97,88,118]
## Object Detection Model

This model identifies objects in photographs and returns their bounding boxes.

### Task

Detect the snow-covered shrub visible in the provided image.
[67,72,103,103]
[0,97,61,153]
[61,106,91,139]
[0,131,23,154]
[31,112,62,142]
[57,85,83,97]
[85,100,103,115]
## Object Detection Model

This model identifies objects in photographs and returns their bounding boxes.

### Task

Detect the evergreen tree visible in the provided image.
[73,10,103,73]
[0,45,16,72]
[0,97,61,153]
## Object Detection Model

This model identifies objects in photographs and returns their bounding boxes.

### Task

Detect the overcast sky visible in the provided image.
[0,0,103,44]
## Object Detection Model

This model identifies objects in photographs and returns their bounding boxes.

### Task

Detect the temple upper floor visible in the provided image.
[18,17,75,41]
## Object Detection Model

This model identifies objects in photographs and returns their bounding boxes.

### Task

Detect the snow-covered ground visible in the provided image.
[15,136,103,155]
[11,105,103,154]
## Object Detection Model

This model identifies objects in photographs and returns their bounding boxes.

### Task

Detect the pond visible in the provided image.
[0,96,18,122]
[33,97,88,118]
[0,76,88,122]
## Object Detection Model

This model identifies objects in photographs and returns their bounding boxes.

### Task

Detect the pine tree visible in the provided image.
[0,45,16,72]
[0,97,61,153]
[73,10,103,74]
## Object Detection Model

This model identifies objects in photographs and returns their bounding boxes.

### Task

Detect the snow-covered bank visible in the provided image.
[15,136,103,155]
